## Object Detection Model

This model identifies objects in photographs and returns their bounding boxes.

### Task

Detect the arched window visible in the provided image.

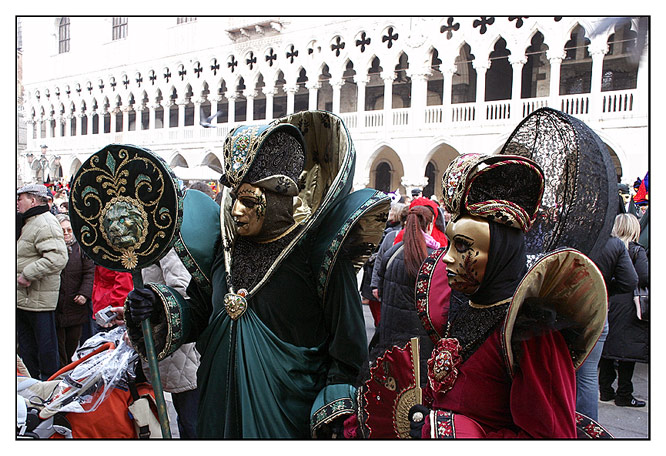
[340,60,357,113]
[393,53,411,108]
[58,17,70,54]
[273,72,287,118]
[561,25,591,95]
[522,32,550,98]
[374,161,392,193]
[235,78,247,122]
[366,57,383,111]
[254,75,267,120]
[294,69,309,113]
[602,20,639,91]
[428,49,444,106]
[486,38,512,101]
[452,44,476,103]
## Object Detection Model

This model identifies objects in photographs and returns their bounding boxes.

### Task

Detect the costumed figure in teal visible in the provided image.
[124,111,390,438]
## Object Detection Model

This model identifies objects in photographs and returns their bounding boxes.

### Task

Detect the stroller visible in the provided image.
[17,327,163,439]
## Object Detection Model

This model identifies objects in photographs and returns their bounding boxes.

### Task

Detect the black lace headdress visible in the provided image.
[499,108,618,263]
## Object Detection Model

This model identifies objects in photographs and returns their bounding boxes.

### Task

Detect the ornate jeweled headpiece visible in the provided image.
[441,154,545,232]
[221,122,306,196]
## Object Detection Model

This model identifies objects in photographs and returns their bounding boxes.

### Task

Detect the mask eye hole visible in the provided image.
[453,236,473,253]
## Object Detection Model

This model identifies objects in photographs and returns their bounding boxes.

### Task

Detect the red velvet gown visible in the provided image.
[416,249,577,438]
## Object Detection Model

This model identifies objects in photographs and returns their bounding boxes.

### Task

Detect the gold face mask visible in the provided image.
[442,216,490,295]
[231,183,267,237]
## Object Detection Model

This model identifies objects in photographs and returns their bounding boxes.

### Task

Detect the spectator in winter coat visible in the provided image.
[17,183,68,379]
[54,214,95,366]
[576,222,638,420]
[371,205,440,386]
[599,213,649,407]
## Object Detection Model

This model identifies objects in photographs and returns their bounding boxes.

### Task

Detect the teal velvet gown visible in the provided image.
[186,234,367,438]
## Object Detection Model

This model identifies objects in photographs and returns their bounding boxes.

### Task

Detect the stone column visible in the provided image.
[510,55,527,119]
[226,91,237,124]
[636,41,648,113]
[77,113,84,136]
[178,101,186,128]
[442,65,456,121]
[263,85,276,120]
[211,96,223,124]
[381,71,395,126]
[244,90,256,122]
[473,60,490,122]
[547,50,566,108]
[306,81,321,110]
[111,108,118,133]
[193,98,202,127]
[589,44,608,116]
[285,84,298,115]
[149,104,157,130]
[408,69,430,126]
[355,75,369,117]
[123,108,130,132]
[330,77,343,114]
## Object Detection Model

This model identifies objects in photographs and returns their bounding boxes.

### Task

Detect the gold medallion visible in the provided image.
[224,288,248,320]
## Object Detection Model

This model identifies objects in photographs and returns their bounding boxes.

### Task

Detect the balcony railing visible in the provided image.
[27,89,642,154]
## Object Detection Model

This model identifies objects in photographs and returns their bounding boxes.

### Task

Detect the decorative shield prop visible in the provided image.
[69,144,183,272]
[359,338,422,439]
[70,144,183,438]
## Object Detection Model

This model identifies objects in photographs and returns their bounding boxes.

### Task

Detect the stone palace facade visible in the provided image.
[18,16,649,198]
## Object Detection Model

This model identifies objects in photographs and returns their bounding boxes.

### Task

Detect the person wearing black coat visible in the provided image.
[576,228,638,420]
[599,214,649,407]
[54,214,95,367]
[370,205,440,387]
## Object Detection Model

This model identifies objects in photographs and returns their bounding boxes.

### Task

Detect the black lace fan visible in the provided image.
[499,108,618,262]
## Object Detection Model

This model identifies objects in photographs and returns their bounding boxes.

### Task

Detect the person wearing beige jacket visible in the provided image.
[17,184,68,380]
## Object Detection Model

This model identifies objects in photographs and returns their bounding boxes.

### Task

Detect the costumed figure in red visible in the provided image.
[355,108,618,439]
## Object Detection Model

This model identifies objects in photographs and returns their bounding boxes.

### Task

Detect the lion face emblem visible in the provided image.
[101,200,146,249]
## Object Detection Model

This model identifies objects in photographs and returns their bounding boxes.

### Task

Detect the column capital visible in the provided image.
[380,71,396,82]
[262,85,277,96]
[305,81,321,91]
[225,91,239,101]
[284,84,299,94]
[242,89,257,99]
[589,44,608,58]
[472,59,491,71]
[546,48,566,62]
[401,176,429,189]
[406,69,431,80]
[442,64,457,75]
[354,75,370,86]
[329,77,345,88]
[509,55,527,66]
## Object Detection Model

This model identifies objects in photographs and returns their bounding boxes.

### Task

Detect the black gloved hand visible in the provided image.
[126,287,158,324]
[408,404,430,439]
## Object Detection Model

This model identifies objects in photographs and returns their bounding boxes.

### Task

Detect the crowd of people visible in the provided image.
[17,109,649,440]
[16,179,219,438]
